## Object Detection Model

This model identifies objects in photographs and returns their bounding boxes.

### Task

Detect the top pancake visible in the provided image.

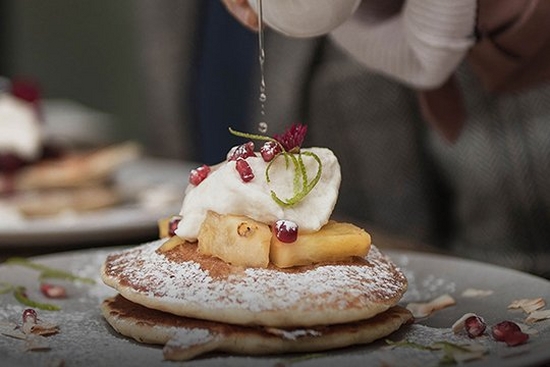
[101,239,407,328]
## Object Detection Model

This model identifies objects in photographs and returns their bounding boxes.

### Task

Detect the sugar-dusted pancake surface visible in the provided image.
[101,239,408,328]
[101,294,413,361]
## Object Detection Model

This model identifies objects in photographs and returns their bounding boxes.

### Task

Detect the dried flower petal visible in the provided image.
[273,123,308,152]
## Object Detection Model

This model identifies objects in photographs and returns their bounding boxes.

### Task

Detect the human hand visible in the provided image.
[221,0,259,31]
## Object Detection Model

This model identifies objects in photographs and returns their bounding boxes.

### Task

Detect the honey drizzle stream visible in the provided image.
[257,0,268,134]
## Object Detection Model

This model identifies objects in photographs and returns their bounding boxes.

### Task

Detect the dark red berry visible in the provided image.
[0,153,26,173]
[260,141,282,162]
[189,164,210,186]
[492,321,529,346]
[11,78,41,104]
[227,141,256,161]
[22,308,37,324]
[235,158,254,182]
[168,215,182,237]
[464,315,486,338]
[274,219,298,243]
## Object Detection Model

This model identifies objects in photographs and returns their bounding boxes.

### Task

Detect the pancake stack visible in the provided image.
[100,238,411,361]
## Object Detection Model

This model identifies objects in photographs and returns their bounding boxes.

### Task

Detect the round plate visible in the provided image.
[0,246,549,366]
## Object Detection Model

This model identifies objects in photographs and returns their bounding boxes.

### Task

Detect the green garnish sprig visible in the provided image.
[14,286,61,311]
[1,257,96,310]
[229,127,322,207]
[385,339,488,364]
[4,257,95,284]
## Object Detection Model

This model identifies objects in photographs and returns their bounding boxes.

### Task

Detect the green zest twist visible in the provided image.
[13,286,61,311]
[1,258,96,310]
[385,339,488,364]
[4,257,95,284]
[229,127,322,207]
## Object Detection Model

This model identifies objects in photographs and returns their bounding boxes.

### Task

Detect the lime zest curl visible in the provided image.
[13,286,61,311]
[4,257,95,284]
[229,126,322,207]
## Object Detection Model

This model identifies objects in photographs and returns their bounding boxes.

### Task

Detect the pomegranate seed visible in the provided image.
[464,315,486,338]
[235,158,254,182]
[260,141,282,162]
[40,283,67,299]
[0,153,26,173]
[168,215,182,237]
[274,219,298,243]
[227,141,256,161]
[492,321,529,346]
[22,308,37,324]
[189,164,210,186]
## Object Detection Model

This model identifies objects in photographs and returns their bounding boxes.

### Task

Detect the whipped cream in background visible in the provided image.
[0,94,42,160]
[175,147,341,241]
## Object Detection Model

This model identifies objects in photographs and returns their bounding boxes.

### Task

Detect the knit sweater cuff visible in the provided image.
[330,0,477,88]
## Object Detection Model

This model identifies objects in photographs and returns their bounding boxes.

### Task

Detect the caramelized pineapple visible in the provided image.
[158,235,186,252]
[157,217,170,238]
[270,220,371,268]
[197,211,271,268]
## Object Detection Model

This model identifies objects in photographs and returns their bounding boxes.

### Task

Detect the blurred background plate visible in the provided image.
[0,158,194,248]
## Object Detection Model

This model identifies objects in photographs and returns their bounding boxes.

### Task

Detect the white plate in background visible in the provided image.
[0,158,194,247]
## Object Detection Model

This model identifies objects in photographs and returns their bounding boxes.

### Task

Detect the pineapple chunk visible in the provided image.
[270,221,371,268]
[158,217,170,238]
[197,211,271,268]
[158,235,186,252]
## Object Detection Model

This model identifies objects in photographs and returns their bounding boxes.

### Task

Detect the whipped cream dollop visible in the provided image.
[175,147,341,241]
[0,94,42,160]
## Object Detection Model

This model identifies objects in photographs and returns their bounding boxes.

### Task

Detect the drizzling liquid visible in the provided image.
[257,0,268,134]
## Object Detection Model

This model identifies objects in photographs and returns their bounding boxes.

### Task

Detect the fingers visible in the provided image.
[221,0,259,31]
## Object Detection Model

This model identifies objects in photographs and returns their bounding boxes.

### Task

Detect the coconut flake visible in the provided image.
[508,298,545,314]
[406,294,456,319]
[525,309,550,324]
[461,288,494,298]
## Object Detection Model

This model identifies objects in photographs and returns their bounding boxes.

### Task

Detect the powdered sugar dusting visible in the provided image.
[167,328,215,348]
[103,240,407,316]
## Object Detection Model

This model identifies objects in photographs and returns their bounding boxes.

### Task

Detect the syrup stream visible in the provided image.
[257,0,268,134]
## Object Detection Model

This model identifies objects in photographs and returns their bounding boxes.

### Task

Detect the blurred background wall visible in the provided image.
[0,0,146,144]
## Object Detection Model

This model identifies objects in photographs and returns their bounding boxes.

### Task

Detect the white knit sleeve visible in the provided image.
[329,0,477,89]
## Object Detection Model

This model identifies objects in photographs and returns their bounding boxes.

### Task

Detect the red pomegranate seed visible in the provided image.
[0,153,26,173]
[492,321,529,346]
[227,142,256,161]
[235,158,254,182]
[274,219,298,243]
[260,141,282,162]
[40,283,67,299]
[168,215,182,237]
[22,308,37,324]
[464,315,486,338]
[189,164,211,186]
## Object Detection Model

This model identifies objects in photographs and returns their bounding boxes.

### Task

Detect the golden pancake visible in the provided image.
[10,185,122,217]
[101,294,413,361]
[14,141,140,191]
[101,239,408,328]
